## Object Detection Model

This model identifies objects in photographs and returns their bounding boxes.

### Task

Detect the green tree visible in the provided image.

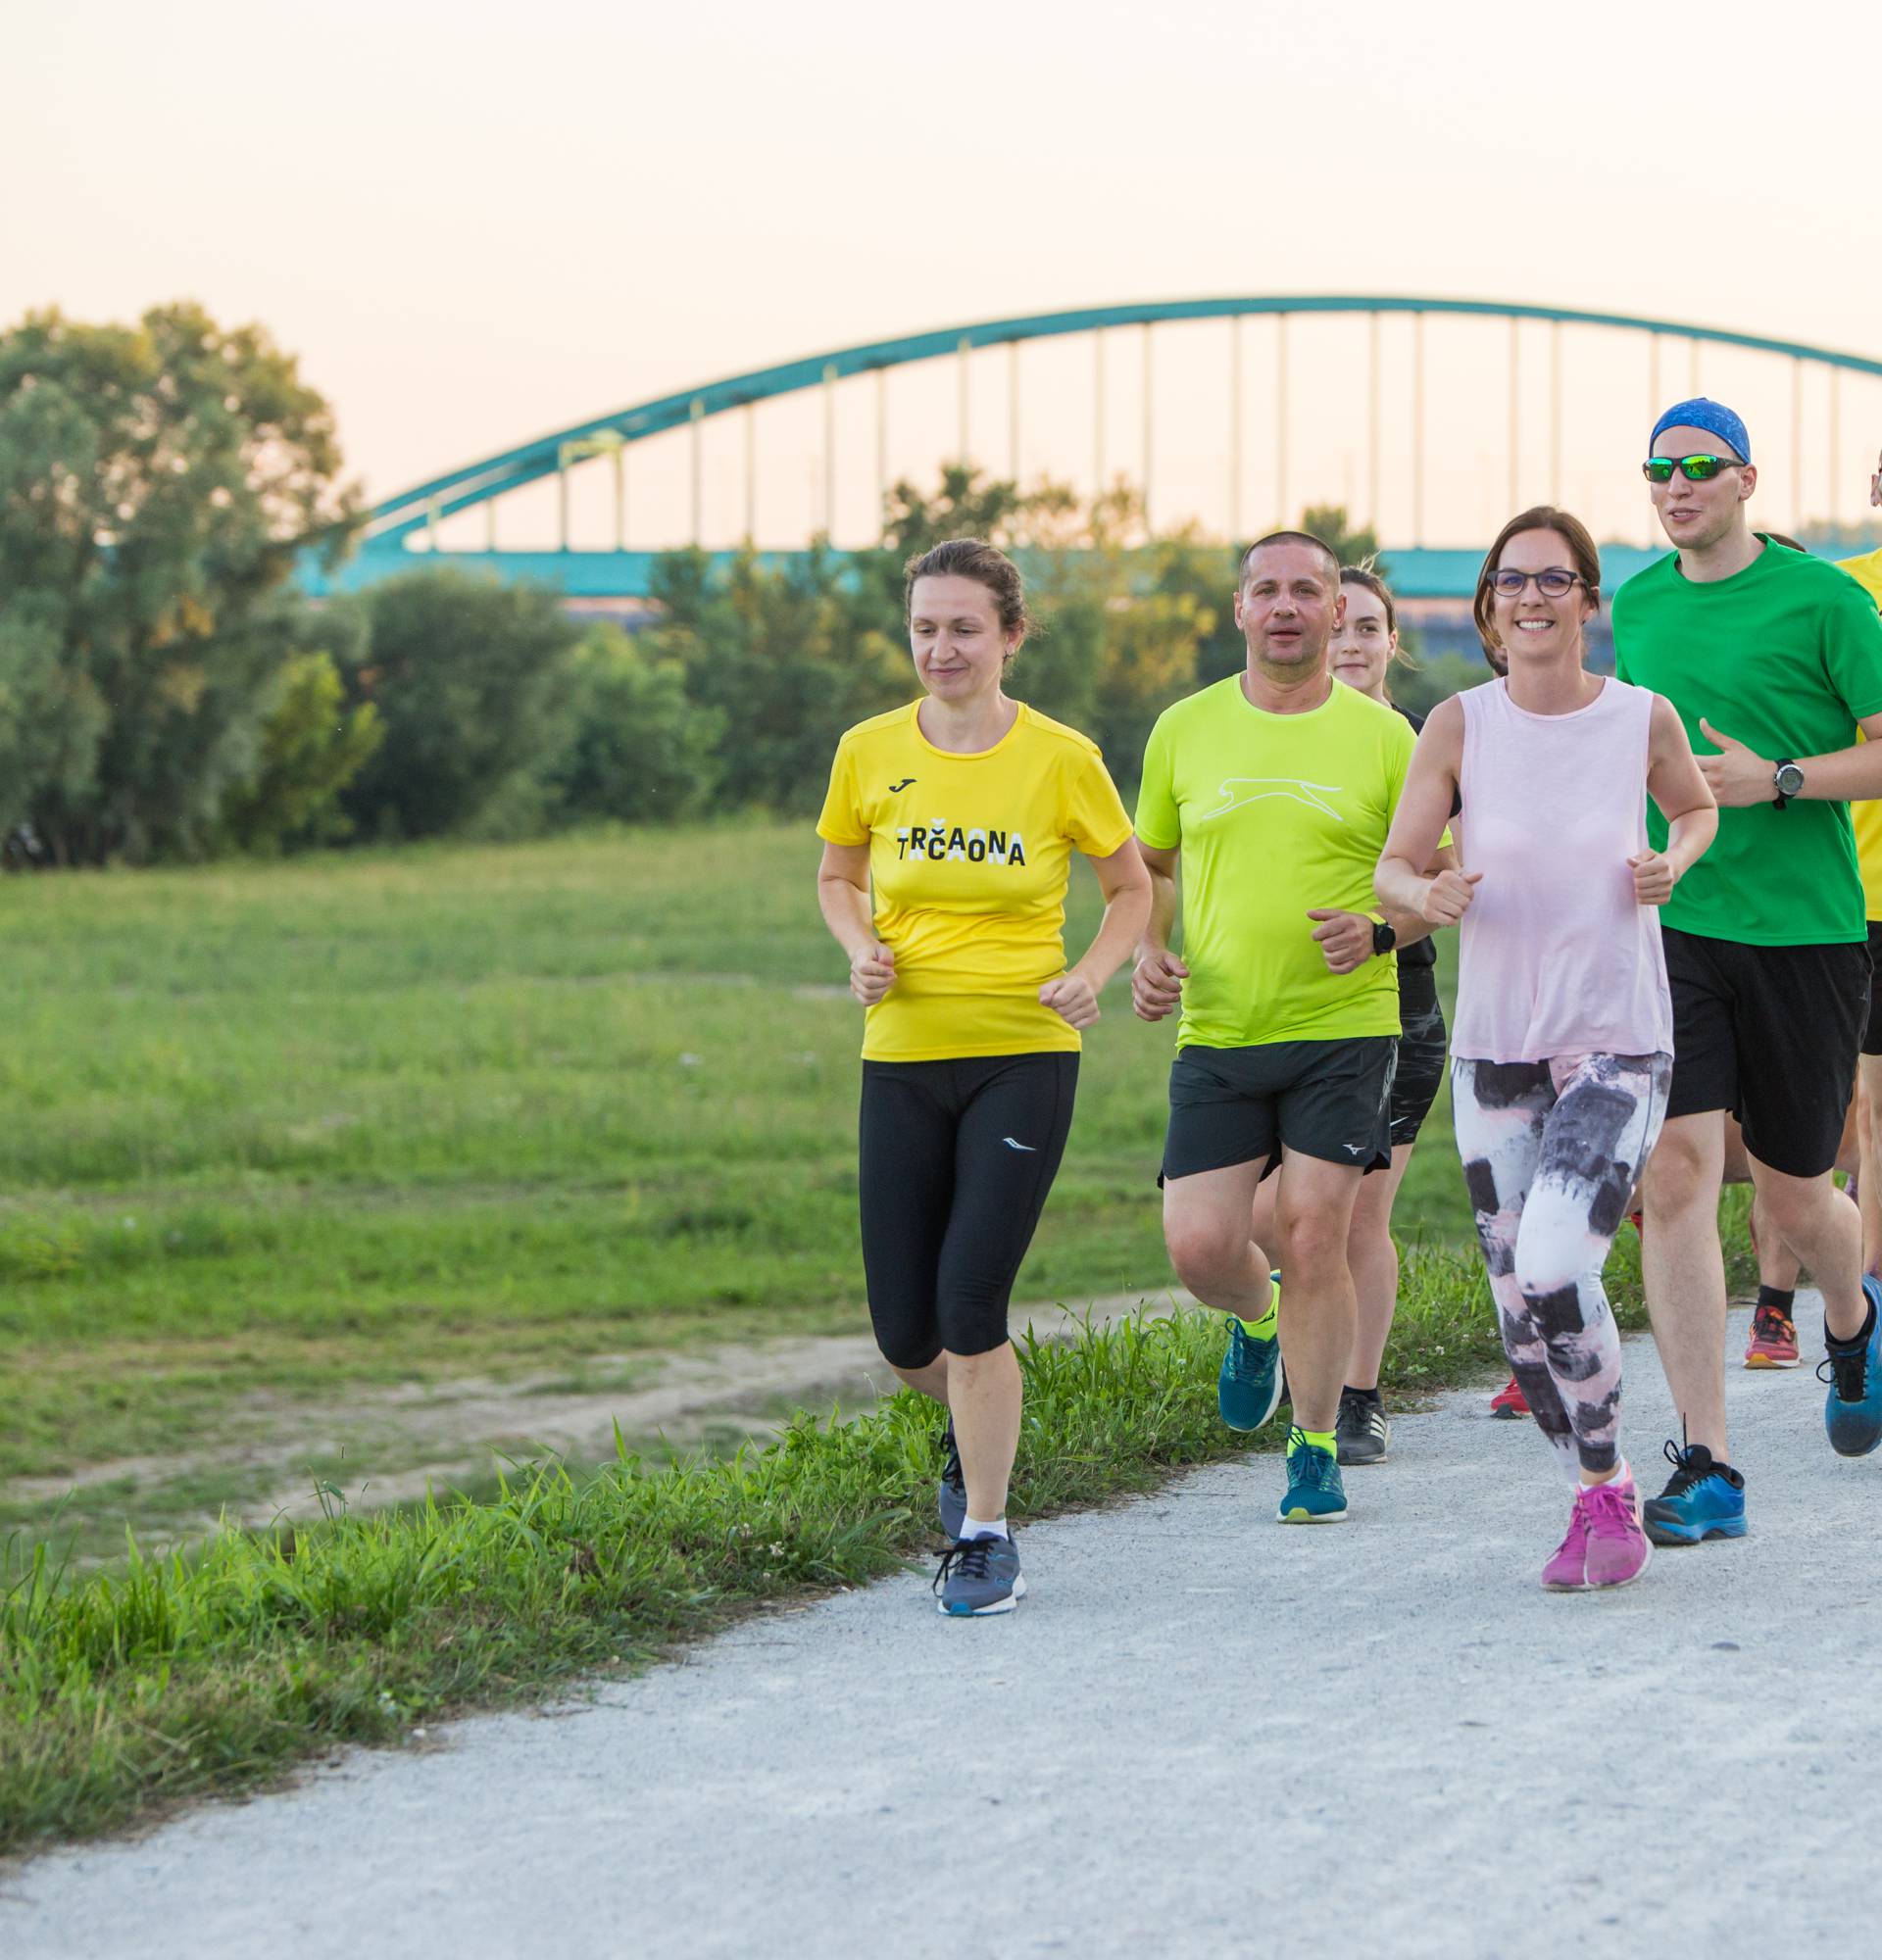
[217,650,383,854]
[540,626,724,824]
[0,303,357,861]
[651,545,909,815]
[340,570,580,840]
[1299,502,1384,570]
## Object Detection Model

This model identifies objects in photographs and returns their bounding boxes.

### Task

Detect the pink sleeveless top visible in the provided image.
[1452,677,1672,1064]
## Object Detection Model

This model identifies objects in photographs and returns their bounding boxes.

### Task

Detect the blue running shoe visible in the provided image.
[937,1418,966,1541]
[1641,1439,1747,1544]
[934,1532,1024,1616]
[1821,1275,1882,1457]
[1277,1426,1347,1523]
[1217,1276,1283,1433]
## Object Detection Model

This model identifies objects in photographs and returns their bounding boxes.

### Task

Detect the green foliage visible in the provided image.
[538,626,724,825]
[0,303,357,862]
[339,569,581,840]
[216,651,383,853]
[0,1298,1465,1852]
[1393,650,1493,718]
[1299,502,1383,570]
[648,545,910,815]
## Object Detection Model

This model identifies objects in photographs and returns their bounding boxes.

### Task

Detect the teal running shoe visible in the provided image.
[1216,1275,1283,1433]
[934,1532,1024,1616]
[1821,1276,1882,1457]
[1641,1439,1747,1544]
[1277,1426,1347,1523]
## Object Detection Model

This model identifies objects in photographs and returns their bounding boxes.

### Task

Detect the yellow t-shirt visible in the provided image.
[1841,550,1882,919]
[1135,675,1414,1048]
[817,701,1135,1061]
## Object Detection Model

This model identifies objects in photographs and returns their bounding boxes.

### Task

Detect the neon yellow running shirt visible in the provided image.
[1135,675,1413,1048]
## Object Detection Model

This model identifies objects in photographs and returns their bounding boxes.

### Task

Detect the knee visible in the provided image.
[1642,1133,1712,1214]
[1165,1218,1246,1296]
[1278,1208,1348,1275]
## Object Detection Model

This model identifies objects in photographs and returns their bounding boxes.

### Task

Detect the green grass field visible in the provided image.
[0,822,1475,1547]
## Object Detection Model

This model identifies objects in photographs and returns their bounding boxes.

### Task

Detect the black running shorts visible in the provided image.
[1389,961,1448,1151]
[1864,922,1882,1058]
[1162,1037,1397,1183]
[1663,926,1869,1178]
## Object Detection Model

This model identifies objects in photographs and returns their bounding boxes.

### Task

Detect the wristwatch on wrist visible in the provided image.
[1772,760,1805,809]
[1370,918,1397,957]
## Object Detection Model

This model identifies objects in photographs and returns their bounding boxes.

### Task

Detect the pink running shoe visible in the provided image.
[1743,1302,1800,1369]
[1542,1481,1652,1592]
[1490,1375,1531,1419]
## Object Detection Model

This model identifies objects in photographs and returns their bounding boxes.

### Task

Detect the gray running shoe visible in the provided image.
[938,1419,966,1540]
[1335,1387,1390,1466]
[934,1531,1025,1616]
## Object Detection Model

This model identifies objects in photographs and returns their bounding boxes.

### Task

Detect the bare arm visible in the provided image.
[816,841,895,1006]
[1376,697,1481,927]
[1130,840,1188,1021]
[1631,695,1719,904]
[1695,709,1882,807]
[1039,839,1154,1030]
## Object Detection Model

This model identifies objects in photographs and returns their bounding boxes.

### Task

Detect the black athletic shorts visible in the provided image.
[1390,961,1448,1151]
[1663,926,1869,1179]
[1162,1037,1396,1182]
[858,1052,1078,1368]
[1864,921,1882,1057]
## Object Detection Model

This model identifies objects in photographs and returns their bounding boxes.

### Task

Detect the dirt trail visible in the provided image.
[8,1289,1196,1531]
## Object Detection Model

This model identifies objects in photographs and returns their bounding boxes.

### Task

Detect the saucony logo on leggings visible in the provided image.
[1002,1136,1037,1152]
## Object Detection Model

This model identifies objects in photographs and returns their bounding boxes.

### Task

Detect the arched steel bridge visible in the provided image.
[313,296,1882,602]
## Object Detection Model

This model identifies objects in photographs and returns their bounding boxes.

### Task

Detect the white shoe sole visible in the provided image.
[938,1575,1026,1617]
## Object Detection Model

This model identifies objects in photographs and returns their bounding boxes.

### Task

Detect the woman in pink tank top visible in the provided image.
[1377,507,1716,1594]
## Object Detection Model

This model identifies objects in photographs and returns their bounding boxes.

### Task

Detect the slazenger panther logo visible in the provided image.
[1197,778,1347,823]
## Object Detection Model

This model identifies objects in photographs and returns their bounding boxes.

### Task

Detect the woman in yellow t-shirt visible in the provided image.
[816,538,1150,1617]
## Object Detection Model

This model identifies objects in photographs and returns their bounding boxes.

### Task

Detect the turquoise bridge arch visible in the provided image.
[320,296,1882,603]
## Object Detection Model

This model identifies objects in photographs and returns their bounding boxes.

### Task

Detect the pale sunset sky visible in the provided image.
[5,0,1878,552]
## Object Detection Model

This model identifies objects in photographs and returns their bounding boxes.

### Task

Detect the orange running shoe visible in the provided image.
[1744,1302,1800,1369]
[1490,1375,1531,1418]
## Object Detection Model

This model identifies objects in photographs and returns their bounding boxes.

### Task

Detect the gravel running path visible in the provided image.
[7,1298,1878,1959]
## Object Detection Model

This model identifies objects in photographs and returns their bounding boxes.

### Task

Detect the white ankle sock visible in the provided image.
[960,1515,1008,1542]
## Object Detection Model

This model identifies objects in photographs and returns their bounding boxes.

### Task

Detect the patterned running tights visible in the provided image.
[1451,1053,1672,1481]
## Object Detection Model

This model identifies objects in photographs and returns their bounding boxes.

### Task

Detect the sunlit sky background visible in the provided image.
[6,0,1879,554]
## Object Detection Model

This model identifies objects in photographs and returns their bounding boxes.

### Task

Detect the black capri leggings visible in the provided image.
[858,1052,1079,1368]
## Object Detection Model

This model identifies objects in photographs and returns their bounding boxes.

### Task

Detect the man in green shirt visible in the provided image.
[1132,531,1426,1526]
[1612,398,1882,1546]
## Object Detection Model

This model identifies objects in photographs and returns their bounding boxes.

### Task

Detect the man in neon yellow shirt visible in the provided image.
[1132,531,1429,1525]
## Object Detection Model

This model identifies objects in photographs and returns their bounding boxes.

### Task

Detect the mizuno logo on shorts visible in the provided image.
[1342,1144,1365,1156]
[1002,1137,1037,1152]
[1197,778,1346,823]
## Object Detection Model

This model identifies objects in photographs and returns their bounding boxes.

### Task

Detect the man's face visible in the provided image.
[1233,544,1342,674]
[1869,445,1880,510]
[1649,423,1756,553]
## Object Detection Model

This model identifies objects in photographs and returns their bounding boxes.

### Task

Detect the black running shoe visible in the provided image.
[938,1419,966,1540]
[1335,1386,1390,1466]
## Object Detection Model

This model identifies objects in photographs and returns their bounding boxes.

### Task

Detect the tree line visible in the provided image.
[0,302,1471,864]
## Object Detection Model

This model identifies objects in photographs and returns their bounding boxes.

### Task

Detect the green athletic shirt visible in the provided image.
[1135,675,1412,1048]
[1611,537,1882,946]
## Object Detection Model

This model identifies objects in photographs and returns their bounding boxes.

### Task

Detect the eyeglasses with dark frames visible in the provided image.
[1485,567,1587,598]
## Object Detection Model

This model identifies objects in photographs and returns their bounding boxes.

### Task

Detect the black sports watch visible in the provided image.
[1370,918,1397,957]
[1772,760,1804,809]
